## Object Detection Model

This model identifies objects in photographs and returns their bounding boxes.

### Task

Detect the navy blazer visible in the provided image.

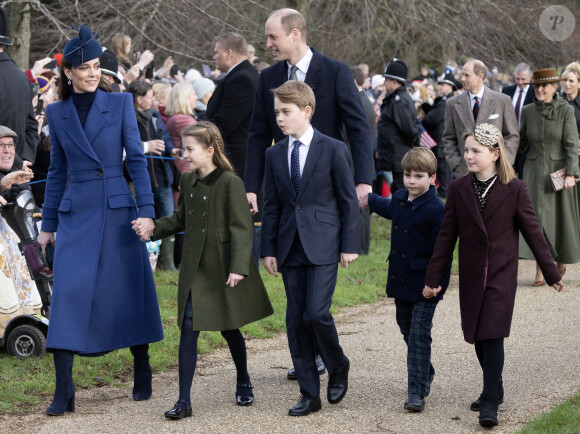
[369,185,450,301]
[244,47,373,193]
[261,129,360,265]
[501,84,535,107]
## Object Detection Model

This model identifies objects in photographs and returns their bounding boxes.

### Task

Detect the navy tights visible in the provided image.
[474,338,504,396]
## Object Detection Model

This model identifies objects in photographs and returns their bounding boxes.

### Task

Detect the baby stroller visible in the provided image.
[0,189,52,358]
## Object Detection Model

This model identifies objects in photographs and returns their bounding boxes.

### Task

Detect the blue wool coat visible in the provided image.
[42,89,163,354]
[368,185,450,301]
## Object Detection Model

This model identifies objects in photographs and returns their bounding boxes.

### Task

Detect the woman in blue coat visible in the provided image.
[37,25,163,415]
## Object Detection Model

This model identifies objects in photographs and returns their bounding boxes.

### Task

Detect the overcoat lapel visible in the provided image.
[275,138,295,197]
[457,92,475,128]
[304,49,322,92]
[477,87,498,124]
[61,96,101,165]
[84,90,109,146]
[458,177,487,235]
[481,181,508,223]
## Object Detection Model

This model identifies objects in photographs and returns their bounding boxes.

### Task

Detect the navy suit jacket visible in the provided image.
[245,47,373,194]
[261,129,360,265]
[501,84,535,106]
[369,185,450,301]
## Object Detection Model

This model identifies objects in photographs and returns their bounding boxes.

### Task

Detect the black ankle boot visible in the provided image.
[478,393,499,427]
[46,350,75,416]
[131,344,152,401]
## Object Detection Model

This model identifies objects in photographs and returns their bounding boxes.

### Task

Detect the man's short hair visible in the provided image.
[271,80,316,116]
[271,8,307,38]
[467,59,488,78]
[128,80,152,103]
[514,62,532,76]
[350,66,365,87]
[401,147,437,176]
[214,32,248,57]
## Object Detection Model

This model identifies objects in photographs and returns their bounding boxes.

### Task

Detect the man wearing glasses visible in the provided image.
[0,125,34,205]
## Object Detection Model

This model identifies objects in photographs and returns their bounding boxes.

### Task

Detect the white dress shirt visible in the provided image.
[469,87,485,110]
[287,125,314,177]
[287,48,313,82]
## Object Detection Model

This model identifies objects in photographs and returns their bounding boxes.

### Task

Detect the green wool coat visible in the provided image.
[152,167,273,331]
[518,93,580,263]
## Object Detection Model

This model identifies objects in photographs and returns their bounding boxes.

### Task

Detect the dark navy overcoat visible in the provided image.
[42,89,163,354]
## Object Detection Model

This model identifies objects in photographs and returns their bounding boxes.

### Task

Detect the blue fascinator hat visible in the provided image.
[63,24,102,68]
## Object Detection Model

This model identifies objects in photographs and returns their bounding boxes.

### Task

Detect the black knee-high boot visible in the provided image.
[478,339,504,427]
[130,344,152,401]
[46,350,75,416]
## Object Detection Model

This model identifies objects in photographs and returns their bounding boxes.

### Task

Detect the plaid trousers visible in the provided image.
[394,298,438,397]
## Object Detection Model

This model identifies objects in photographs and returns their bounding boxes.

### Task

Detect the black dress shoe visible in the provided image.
[327,358,349,404]
[287,355,326,380]
[288,394,322,416]
[236,383,254,406]
[404,394,425,412]
[470,381,504,411]
[164,400,192,420]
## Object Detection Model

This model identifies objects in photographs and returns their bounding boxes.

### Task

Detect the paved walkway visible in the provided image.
[1,260,579,433]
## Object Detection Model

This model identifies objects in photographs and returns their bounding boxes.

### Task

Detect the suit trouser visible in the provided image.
[281,236,347,398]
[395,298,438,397]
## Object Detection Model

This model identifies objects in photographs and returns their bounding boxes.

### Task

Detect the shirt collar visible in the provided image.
[287,48,313,77]
[289,125,314,148]
[469,86,485,101]
[226,60,243,75]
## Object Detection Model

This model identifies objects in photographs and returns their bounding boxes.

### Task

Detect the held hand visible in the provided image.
[264,256,278,277]
[552,281,564,292]
[360,192,370,208]
[146,139,165,156]
[247,192,258,214]
[422,285,442,299]
[355,183,372,208]
[37,231,56,257]
[131,218,155,242]
[564,175,576,190]
[225,273,244,287]
[340,252,358,268]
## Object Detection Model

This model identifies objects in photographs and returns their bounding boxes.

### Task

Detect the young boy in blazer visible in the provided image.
[261,80,360,416]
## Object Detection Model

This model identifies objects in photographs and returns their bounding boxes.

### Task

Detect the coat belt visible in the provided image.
[68,164,123,182]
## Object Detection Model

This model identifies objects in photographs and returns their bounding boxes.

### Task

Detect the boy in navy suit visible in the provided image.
[362,147,451,412]
[261,80,360,416]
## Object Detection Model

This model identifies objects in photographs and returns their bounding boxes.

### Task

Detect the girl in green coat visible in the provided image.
[133,122,273,419]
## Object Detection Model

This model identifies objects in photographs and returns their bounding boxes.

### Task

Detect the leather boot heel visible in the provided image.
[46,350,75,416]
[478,393,499,427]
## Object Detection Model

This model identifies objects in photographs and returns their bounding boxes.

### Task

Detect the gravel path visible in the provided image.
[1,259,578,433]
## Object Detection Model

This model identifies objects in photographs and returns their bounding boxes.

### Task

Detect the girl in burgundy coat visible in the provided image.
[423,124,563,428]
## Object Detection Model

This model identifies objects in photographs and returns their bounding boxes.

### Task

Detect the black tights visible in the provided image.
[178,317,249,404]
[474,338,504,396]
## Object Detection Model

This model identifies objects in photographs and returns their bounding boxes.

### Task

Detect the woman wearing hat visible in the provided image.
[37,24,163,415]
[518,68,580,284]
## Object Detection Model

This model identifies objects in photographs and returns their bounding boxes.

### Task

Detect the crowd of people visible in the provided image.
[0,5,578,430]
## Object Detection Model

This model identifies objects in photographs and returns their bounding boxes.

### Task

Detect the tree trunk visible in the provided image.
[7,2,32,70]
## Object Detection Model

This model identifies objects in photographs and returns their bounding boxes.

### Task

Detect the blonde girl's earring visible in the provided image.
[67,77,71,85]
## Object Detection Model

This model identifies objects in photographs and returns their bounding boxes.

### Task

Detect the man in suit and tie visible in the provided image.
[502,63,534,178]
[244,8,374,212]
[442,59,519,177]
[206,32,259,179]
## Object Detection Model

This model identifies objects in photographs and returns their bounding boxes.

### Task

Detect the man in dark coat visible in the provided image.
[206,32,259,179]
[421,73,457,197]
[377,59,421,193]
[244,8,373,213]
[0,7,39,164]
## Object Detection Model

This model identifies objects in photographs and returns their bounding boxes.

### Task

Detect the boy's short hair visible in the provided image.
[401,147,437,176]
[271,80,316,117]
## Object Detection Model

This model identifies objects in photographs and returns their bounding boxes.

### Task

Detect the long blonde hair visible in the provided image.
[182,122,233,172]
[463,124,515,184]
[166,81,195,116]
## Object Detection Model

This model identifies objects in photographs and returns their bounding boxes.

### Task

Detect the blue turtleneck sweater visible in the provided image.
[71,89,97,128]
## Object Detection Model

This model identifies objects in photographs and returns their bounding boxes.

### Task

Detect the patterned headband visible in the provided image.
[474,123,500,149]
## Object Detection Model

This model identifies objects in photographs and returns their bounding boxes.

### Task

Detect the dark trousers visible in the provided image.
[280,235,346,398]
[395,298,438,397]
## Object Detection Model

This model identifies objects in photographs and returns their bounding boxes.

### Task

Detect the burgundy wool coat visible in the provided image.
[425,175,560,344]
